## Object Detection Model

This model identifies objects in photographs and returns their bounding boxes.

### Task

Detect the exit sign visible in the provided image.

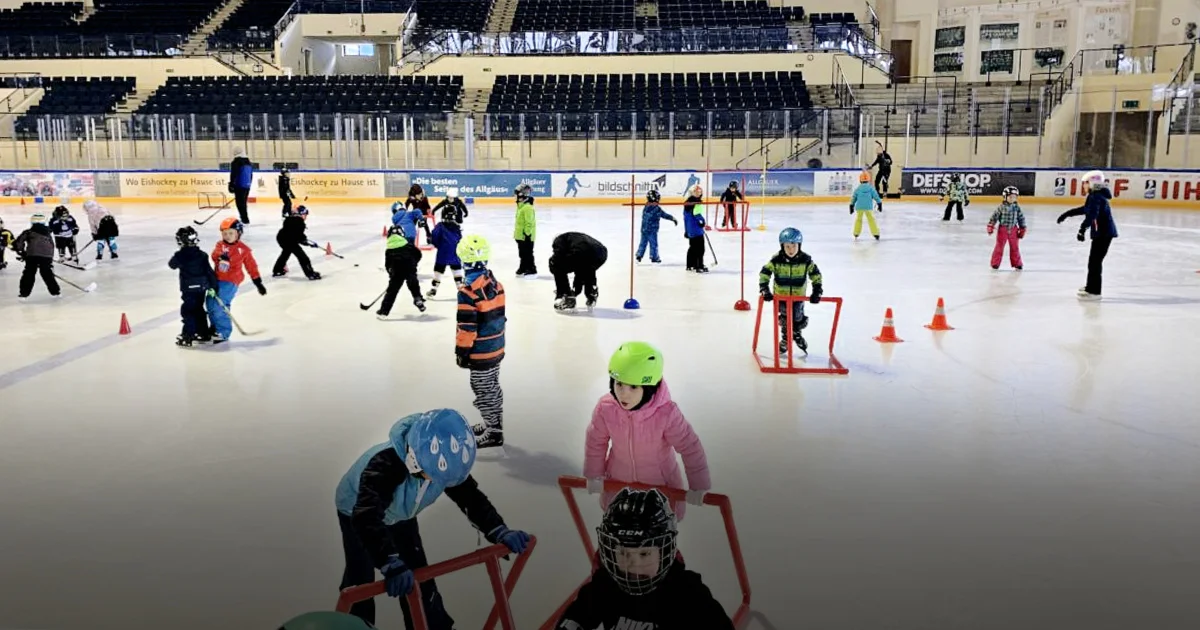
[1122,100,1140,109]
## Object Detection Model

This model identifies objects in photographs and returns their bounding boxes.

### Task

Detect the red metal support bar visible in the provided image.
[335,537,538,630]
[751,295,849,375]
[543,476,751,630]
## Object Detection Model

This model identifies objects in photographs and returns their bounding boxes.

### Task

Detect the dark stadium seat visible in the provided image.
[207,0,294,51]
[0,0,224,57]
[294,0,493,32]
[13,76,136,134]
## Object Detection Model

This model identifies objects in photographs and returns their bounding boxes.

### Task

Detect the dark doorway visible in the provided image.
[891,40,913,84]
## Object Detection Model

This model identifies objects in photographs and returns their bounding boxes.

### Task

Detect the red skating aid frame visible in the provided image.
[752,295,849,375]
[335,537,537,630]
[539,476,752,630]
[705,199,752,233]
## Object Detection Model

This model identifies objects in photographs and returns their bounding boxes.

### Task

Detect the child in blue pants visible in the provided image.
[636,190,677,263]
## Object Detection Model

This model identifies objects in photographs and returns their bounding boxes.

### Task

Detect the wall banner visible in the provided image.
[288,172,385,198]
[713,171,815,197]
[902,170,1036,196]
[1,172,95,198]
[1036,171,1200,202]
[116,172,270,199]
[411,172,551,199]
[550,172,708,199]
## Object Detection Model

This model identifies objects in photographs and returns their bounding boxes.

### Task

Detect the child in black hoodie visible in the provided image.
[168,226,218,346]
[13,212,60,299]
[273,205,321,280]
[278,167,296,217]
[48,205,80,263]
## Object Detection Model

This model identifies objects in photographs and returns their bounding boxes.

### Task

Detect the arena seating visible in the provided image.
[486,71,813,138]
[13,76,135,133]
[207,0,294,51]
[0,0,223,57]
[0,2,83,32]
[512,0,790,33]
[136,75,463,119]
[294,0,494,32]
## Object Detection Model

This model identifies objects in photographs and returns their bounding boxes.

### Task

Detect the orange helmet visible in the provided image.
[859,171,871,183]
[219,217,244,234]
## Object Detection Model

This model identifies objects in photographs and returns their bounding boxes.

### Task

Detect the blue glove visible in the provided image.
[381,555,414,598]
[491,526,531,554]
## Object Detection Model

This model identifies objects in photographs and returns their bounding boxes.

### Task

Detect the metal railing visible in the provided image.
[0,33,186,57]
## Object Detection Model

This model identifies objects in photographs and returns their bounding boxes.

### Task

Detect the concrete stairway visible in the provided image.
[484,0,518,33]
[180,0,248,56]
[457,87,493,116]
[114,88,152,114]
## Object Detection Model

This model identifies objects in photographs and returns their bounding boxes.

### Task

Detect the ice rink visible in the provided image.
[1,197,1199,630]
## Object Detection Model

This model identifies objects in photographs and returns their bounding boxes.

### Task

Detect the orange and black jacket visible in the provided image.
[456,268,506,368]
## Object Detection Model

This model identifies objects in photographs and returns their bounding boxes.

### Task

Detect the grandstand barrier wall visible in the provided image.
[1,168,1197,207]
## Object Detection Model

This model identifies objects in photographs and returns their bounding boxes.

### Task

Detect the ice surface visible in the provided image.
[1,199,1199,630]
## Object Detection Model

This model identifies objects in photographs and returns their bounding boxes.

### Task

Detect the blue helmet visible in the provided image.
[390,201,404,214]
[390,409,476,486]
[779,227,803,244]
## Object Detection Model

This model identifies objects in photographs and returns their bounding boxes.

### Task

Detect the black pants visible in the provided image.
[686,235,706,270]
[381,257,422,315]
[516,237,536,274]
[1085,236,1113,295]
[875,170,890,195]
[233,188,250,223]
[722,202,739,228]
[54,236,77,259]
[280,195,292,217]
[19,257,60,297]
[179,291,209,337]
[551,265,599,298]
[274,240,315,277]
[337,512,454,630]
[942,201,964,221]
[0,246,7,268]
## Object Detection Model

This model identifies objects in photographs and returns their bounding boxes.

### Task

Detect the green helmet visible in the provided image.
[457,234,491,264]
[608,341,664,386]
[277,611,372,630]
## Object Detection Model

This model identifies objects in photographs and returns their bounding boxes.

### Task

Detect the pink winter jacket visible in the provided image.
[583,379,711,519]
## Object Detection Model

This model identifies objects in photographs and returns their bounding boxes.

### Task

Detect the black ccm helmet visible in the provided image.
[597,488,679,595]
[175,226,199,247]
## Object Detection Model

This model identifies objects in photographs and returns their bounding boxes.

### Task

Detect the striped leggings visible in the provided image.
[469,365,503,430]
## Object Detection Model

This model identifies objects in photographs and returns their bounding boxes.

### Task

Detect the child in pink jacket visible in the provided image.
[585,341,711,520]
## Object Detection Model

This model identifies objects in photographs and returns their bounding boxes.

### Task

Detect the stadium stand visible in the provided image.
[294,0,494,32]
[14,76,135,133]
[207,0,294,51]
[0,0,225,57]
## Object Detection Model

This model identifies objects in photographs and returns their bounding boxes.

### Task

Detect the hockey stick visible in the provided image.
[54,273,97,293]
[360,290,386,311]
[305,240,347,259]
[703,231,718,267]
[58,259,97,271]
[212,295,260,336]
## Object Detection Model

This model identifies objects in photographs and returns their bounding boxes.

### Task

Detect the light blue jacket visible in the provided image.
[851,182,882,211]
[334,415,447,524]
[391,208,425,241]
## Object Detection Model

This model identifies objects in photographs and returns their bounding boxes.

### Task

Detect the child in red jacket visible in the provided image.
[207,218,266,343]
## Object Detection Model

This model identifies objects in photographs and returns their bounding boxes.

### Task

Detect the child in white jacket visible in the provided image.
[84,200,119,260]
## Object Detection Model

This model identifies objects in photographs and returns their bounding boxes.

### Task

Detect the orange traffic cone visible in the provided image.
[118,313,132,335]
[325,242,334,256]
[20,197,26,206]
[873,308,904,343]
[924,297,954,331]
[382,226,388,237]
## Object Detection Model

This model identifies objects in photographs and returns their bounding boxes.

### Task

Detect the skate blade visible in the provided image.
[474,444,508,459]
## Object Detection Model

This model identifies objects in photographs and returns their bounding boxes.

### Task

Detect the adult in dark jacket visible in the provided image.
[1056,170,1118,300]
[431,187,468,225]
[554,488,734,630]
[334,409,531,628]
[228,147,254,224]
[550,231,608,311]
[273,206,320,280]
[868,142,893,195]
[682,186,708,273]
[168,226,218,346]
[12,212,61,299]
[278,167,296,217]
[718,180,744,228]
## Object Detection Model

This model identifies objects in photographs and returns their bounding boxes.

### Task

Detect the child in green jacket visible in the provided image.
[513,184,537,276]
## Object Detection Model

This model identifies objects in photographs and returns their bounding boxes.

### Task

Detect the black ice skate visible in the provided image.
[554,295,577,311]
[585,288,598,311]
[307,271,322,280]
[176,334,195,347]
[695,265,710,273]
[473,423,504,448]
[414,297,427,312]
[426,284,439,298]
[110,252,118,259]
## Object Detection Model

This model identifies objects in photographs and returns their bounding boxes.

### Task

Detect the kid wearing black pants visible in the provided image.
[719,181,744,228]
[273,205,321,280]
[168,226,218,347]
[378,226,426,319]
[12,213,61,299]
[49,205,79,263]
[278,167,295,217]
[550,231,608,311]
[682,186,708,273]
[1057,170,1118,300]
[0,217,13,270]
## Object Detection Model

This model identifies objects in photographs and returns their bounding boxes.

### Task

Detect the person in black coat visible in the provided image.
[168,227,218,346]
[1056,171,1118,300]
[550,231,608,311]
[278,167,296,217]
[273,205,320,280]
[12,213,61,299]
[868,142,893,196]
[431,187,468,225]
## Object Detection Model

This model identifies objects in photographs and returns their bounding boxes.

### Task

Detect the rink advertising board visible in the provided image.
[115,172,270,199]
[901,170,1036,196]
[286,173,385,198]
[411,172,551,199]
[1036,170,1200,202]
[550,172,707,199]
[712,171,815,197]
[1,171,95,198]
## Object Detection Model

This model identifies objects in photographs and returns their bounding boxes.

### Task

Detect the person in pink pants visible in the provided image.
[988,185,1027,270]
